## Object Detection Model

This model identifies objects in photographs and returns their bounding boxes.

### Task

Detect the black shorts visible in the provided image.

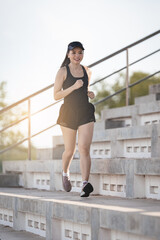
[57,102,96,130]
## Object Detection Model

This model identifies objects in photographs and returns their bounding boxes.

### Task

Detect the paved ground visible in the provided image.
[0,225,45,240]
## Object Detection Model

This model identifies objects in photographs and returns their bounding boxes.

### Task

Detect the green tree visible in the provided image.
[0,81,36,171]
[0,81,26,148]
[91,82,112,117]
[129,72,160,104]
[0,81,7,108]
[92,71,160,117]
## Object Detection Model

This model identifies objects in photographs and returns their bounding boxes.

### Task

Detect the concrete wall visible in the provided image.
[37,148,53,160]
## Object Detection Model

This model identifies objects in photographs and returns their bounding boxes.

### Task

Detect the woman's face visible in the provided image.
[68,47,84,65]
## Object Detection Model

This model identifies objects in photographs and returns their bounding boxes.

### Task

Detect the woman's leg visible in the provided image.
[78,122,94,181]
[61,126,77,173]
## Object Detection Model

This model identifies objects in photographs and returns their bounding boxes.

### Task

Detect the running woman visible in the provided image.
[54,41,95,197]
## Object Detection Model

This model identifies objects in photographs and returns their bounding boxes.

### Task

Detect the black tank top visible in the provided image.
[62,65,89,108]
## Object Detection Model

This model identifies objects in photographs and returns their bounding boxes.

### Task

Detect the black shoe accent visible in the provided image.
[80,182,94,197]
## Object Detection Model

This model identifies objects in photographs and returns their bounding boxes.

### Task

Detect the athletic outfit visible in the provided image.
[57,65,96,130]
[58,64,95,197]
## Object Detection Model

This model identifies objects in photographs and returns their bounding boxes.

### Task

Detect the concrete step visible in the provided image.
[93,124,160,159]
[2,159,160,199]
[0,188,160,240]
[0,225,45,240]
[0,174,19,187]
[100,99,160,128]
[52,123,160,159]
[135,93,160,104]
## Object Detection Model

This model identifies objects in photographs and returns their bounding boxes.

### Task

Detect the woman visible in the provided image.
[54,41,95,197]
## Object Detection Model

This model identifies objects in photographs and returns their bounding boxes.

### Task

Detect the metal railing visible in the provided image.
[88,29,160,105]
[94,71,160,106]
[0,30,160,159]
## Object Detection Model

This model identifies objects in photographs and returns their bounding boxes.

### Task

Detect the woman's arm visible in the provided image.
[54,67,83,100]
[84,66,95,99]
[84,66,92,85]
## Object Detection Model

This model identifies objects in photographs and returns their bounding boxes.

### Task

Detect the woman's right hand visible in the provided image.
[73,79,84,90]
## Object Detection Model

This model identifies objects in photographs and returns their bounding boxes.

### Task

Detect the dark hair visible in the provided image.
[60,51,70,68]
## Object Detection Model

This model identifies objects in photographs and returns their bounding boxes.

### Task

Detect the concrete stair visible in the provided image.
[0,188,160,240]
[0,224,45,240]
[2,158,160,200]
[0,174,20,187]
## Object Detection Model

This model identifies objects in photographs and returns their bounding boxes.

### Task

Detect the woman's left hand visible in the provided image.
[87,91,95,99]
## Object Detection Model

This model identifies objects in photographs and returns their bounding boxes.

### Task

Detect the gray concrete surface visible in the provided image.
[3,158,160,199]
[0,187,159,210]
[0,174,19,187]
[0,225,45,240]
[0,188,160,238]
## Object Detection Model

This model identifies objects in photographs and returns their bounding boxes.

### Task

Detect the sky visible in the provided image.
[0,0,160,148]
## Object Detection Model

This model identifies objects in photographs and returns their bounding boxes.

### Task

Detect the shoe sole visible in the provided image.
[80,183,94,197]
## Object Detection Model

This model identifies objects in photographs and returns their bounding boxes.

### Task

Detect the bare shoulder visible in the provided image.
[57,66,67,77]
[83,65,92,79]
[84,65,91,74]
[56,66,67,81]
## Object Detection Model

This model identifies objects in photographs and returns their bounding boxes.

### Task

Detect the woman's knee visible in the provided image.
[63,149,75,159]
[78,144,90,156]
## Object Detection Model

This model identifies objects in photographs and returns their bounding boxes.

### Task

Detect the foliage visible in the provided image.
[0,81,36,171]
[0,81,7,108]
[129,72,160,104]
[91,71,160,117]
[0,146,37,172]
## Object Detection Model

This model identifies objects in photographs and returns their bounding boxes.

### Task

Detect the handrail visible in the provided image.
[88,30,160,68]
[0,83,54,114]
[93,71,160,105]
[1,48,158,123]
[0,30,160,158]
[90,49,160,87]
[0,124,57,154]
[1,70,159,155]
[0,30,159,115]
[0,100,62,133]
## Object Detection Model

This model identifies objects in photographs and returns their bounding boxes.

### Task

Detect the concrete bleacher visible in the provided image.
[0,188,160,240]
[0,224,45,240]
[0,84,160,239]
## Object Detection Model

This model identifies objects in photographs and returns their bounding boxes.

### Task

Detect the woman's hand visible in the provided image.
[87,91,95,99]
[73,79,84,90]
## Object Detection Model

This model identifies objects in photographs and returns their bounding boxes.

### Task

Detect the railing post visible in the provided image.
[28,99,31,160]
[126,48,129,106]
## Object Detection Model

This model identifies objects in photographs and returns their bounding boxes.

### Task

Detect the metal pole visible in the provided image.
[126,48,129,106]
[28,99,31,160]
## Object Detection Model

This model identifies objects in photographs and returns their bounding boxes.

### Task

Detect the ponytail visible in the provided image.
[60,52,70,68]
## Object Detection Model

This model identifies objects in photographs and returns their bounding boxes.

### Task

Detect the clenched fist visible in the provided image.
[87,91,95,99]
[73,79,84,90]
